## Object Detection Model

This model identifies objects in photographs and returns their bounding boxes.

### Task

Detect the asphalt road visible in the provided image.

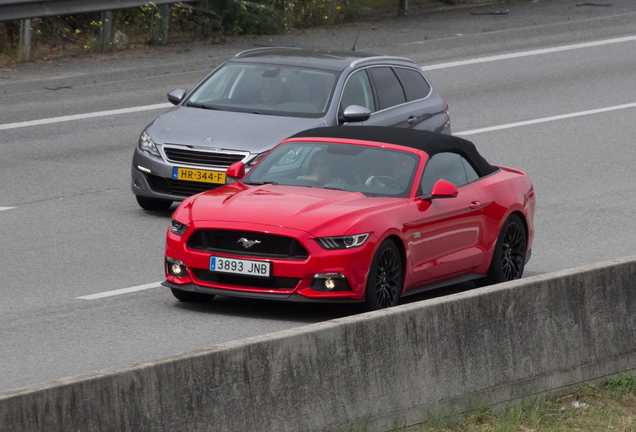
[1,0,635,392]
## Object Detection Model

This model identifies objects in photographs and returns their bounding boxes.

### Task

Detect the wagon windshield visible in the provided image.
[243,142,419,198]
[186,63,338,118]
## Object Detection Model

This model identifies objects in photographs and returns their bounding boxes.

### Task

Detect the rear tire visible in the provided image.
[486,214,526,284]
[136,195,173,211]
[170,288,215,303]
[364,240,403,311]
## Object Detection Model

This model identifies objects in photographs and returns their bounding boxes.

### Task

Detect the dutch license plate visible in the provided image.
[173,167,226,184]
[210,256,271,277]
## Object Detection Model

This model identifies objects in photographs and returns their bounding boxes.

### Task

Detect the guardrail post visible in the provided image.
[398,0,408,16]
[18,18,31,62]
[150,4,170,45]
[101,11,113,52]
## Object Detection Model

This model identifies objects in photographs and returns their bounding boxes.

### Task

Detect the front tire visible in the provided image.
[364,240,403,311]
[136,195,173,211]
[486,214,527,284]
[170,288,215,303]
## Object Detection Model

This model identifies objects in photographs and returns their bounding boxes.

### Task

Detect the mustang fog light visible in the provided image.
[166,257,187,278]
[311,273,350,292]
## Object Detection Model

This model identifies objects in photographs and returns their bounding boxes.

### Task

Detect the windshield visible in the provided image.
[186,63,338,118]
[243,142,419,198]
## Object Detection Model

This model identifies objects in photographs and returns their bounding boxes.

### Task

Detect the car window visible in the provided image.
[367,67,406,110]
[340,69,376,113]
[187,63,338,118]
[393,67,430,101]
[244,142,418,198]
[462,157,479,183]
[420,152,478,195]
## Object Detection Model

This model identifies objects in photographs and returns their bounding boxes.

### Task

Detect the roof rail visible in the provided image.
[234,46,302,58]
[349,56,415,68]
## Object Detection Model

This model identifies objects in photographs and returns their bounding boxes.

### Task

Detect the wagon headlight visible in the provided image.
[315,233,370,250]
[169,219,188,235]
[138,131,160,157]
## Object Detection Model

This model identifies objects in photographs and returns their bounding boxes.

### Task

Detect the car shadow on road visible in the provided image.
[170,281,483,324]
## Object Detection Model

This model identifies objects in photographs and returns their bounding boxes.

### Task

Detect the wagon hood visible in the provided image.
[180,184,400,236]
[146,106,327,154]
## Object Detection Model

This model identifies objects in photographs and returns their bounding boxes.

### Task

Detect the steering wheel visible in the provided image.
[372,175,401,189]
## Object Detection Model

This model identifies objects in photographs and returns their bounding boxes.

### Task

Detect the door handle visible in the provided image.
[469,201,481,210]
[407,115,417,125]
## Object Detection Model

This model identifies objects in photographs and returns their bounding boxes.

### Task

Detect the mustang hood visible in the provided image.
[146,106,327,154]
[185,184,398,236]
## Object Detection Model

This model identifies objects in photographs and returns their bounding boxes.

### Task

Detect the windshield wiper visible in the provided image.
[185,102,220,110]
[244,181,279,185]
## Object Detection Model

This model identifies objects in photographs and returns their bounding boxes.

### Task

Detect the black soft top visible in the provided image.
[289,126,498,177]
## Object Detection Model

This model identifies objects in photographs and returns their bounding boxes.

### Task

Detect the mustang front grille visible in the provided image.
[192,269,300,289]
[187,230,309,260]
[163,146,248,168]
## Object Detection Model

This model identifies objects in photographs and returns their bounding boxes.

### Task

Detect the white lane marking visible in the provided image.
[77,282,163,300]
[0,207,16,211]
[454,102,636,136]
[421,35,636,71]
[0,103,172,131]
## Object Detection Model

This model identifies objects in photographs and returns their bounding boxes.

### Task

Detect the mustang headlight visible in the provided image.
[138,131,160,157]
[316,233,370,250]
[169,219,188,235]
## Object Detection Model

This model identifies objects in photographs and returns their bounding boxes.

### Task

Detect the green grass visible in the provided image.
[414,372,636,432]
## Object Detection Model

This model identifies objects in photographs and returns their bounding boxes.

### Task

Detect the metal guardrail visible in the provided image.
[1,0,191,61]
[0,0,181,22]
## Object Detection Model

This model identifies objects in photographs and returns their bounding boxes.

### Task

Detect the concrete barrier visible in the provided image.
[2,255,636,432]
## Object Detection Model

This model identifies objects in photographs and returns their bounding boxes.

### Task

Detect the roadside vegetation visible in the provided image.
[0,0,360,65]
[0,0,453,65]
[349,372,636,432]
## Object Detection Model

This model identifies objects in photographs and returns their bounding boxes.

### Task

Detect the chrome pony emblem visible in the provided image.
[238,238,261,249]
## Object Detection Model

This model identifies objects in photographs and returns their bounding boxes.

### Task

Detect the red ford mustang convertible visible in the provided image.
[163,127,535,310]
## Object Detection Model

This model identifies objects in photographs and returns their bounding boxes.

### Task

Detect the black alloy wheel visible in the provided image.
[365,240,403,310]
[487,214,526,284]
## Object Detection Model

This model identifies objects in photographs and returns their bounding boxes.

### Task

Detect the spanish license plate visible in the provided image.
[173,167,226,184]
[210,256,271,277]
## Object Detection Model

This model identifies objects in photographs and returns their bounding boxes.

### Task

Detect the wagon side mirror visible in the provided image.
[226,161,245,180]
[340,105,371,123]
[167,89,186,105]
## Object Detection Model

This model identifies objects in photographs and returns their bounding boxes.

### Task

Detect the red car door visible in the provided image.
[405,183,485,287]
[404,152,487,288]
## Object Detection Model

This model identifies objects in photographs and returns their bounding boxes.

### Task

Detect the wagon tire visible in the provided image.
[136,195,173,211]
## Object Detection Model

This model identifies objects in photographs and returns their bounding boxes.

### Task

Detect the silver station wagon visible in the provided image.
[131,47,451,210]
